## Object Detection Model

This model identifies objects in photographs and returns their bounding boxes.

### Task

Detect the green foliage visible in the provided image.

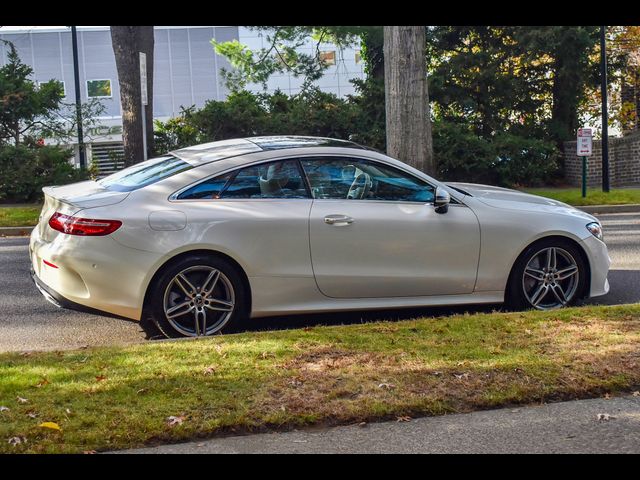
[0,145,88,203]
[154,86,558,187]
[212,26,367,93]
[0,40,105,148]
[0,41,65,146]
[426,26,601,146]
[154,107,201,154]
[434,120,559,187]
[154,88,361,153]
[347,77,386,150]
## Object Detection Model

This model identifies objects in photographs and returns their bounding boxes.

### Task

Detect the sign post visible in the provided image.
[139,52,148,161]
[577,128,593,198]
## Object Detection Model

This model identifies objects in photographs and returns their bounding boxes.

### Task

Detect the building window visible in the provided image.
[87,79,112,98]
[319,50,336,66]
[36,80,66,97]
[355,50,362,64]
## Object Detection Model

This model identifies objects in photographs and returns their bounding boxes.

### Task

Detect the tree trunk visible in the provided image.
[110,26,154,166]
[383,26,434,175]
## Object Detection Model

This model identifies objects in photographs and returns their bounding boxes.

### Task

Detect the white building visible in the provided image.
[0,26,365,172]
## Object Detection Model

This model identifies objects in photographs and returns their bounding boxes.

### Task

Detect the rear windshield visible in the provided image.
[98,155,192,192]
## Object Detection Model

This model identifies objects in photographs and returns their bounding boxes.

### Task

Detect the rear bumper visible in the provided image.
[31,267,129,319]
[29,224,160,321]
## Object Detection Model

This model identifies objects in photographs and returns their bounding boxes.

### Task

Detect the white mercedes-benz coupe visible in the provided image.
[30,136,611,338]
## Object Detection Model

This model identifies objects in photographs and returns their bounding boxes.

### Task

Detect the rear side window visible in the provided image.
[177,173,233,200]
[177,160,310,200]
[222,160,308,199]
[98,155,192,192]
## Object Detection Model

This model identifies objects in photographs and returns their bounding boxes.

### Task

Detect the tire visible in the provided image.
[146,254,249,338]
[506,238,588,311]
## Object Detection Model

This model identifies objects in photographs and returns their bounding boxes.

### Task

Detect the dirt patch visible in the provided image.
[282,346,384,373]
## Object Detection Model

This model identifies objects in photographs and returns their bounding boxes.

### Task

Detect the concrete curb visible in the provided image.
[0,226,34,237]
[577,204,640,214]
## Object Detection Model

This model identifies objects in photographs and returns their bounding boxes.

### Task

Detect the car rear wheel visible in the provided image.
[507,238,587,311]
[147,255,248,338]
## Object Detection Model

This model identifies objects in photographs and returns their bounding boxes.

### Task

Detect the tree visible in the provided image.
[384,26,434,175]
[212,26,435,166]
[0,41,64,146]
[513,27,600,144]
[38,99,106,145]
[110,26,154,166]
[581,26,640,135]
[211,26,365,93]
[426,26,601,146]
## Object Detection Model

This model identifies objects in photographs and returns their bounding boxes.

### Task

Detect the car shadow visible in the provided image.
[143,269,640,339]
[242,302,504,333]
[244,269,640,334]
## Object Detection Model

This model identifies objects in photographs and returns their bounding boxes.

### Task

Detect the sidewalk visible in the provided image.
[113,394,640,454]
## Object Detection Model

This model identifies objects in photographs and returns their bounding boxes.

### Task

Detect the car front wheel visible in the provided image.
[508,239,587,310]
[147,255,248,338]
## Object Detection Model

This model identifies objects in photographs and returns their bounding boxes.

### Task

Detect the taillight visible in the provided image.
[48,212,122,236]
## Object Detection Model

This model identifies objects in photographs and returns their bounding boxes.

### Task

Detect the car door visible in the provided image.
[173,159,314,279]
[300,156,481,298]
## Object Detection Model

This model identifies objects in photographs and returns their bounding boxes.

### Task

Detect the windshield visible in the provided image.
[98,155,192,192]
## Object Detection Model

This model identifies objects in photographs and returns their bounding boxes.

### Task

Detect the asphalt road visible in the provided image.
[1,212,639,353]
[115,394,640,454]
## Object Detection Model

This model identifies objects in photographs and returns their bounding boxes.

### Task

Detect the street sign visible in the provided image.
[139,52,148,106]
[577,128,593,156]
[577,127,593,198]
[139,52,148,161]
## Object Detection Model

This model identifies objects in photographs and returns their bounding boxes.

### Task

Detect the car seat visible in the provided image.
[259,163,291,196]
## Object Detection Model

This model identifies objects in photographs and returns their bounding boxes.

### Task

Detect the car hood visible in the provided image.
[447,182,598,222]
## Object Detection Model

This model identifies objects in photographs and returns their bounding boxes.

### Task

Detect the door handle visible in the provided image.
[324,214,355,225]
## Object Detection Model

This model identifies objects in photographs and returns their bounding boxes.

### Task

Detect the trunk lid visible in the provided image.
[38,181,130,241]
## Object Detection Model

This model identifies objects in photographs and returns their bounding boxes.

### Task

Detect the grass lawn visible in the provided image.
[0,205,41,227]
[1,304,640,453]
[524,187,640,206]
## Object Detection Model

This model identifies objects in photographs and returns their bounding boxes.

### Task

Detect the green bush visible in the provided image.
[434,120,559,187]
[0,145,88,203]
[153,87,560,188]
[153,88,360,155]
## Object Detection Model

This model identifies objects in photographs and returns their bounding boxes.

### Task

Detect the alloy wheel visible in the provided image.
[521,247,579,310]
[163,265,236,336]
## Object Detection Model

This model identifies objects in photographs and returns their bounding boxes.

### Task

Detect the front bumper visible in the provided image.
[580,235,611,298]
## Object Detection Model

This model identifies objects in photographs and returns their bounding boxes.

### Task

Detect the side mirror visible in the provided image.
[434,187,450,214]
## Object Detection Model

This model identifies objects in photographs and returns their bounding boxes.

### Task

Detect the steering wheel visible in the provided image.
[347,172,373,199]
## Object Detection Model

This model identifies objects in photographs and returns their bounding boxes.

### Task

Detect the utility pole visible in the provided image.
[71,26,86,170]
[600,26,610,193]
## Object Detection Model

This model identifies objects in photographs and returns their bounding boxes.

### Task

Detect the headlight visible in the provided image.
[586,222,603,241]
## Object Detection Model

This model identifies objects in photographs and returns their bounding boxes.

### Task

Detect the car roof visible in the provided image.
[170,136,368,165]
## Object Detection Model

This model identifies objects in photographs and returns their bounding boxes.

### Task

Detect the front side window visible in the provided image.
[177,160,309,200]
[300,157,435,203]
[99,155,192,192]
